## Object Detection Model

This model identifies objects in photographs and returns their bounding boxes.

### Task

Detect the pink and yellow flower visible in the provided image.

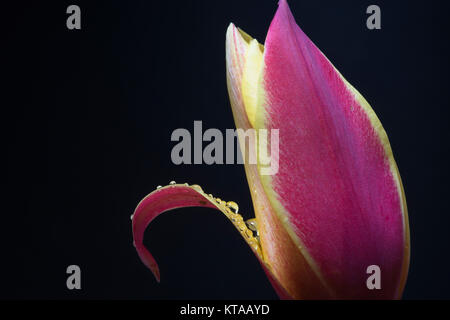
[131,0,410,299]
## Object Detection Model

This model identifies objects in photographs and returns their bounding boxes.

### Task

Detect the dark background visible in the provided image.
[2,0,449,299]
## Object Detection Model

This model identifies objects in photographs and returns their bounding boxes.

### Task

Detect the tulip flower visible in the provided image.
[131,0,410,299]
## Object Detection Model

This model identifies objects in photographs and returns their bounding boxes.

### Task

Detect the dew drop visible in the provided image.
[156,185,162,189]
[232,213,243,221]
[191,184,203,193]
[169,181,176,185]
[130,214,134,220]
[246,218,258,231]
[226,201,239,213]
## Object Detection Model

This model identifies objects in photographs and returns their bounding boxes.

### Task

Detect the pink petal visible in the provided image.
[131,183,292,298]
[255,0,409,299]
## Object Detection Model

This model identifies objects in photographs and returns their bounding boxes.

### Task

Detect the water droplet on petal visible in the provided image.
[226,201,239,213]
[246,218,258,231]
[169,181,176,185]
[232,213,243,221]
[191,184,203,193]
[156,185,162,189]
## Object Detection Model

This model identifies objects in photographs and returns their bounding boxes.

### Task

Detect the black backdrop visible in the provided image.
[3,0,450,299]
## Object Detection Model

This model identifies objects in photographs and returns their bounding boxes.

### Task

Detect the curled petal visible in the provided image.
[131,183,291,298]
